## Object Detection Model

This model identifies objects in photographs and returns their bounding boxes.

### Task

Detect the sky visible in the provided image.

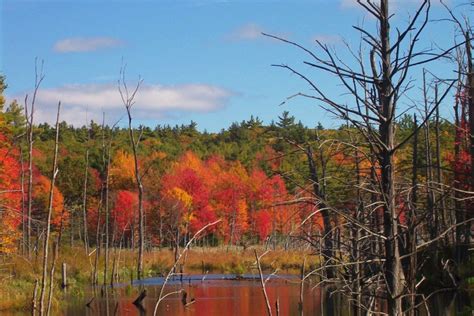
[0,0,467,131]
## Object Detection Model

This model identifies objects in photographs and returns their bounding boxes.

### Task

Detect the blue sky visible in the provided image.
[0,0,465,131]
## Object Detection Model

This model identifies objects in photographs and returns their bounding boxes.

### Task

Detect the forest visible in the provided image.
[0,0,473,315]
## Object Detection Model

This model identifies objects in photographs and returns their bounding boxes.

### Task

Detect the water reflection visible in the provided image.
[4,274,470,315]
[64,274,346,316]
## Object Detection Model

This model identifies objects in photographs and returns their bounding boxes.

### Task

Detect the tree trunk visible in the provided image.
[127,116,144,280]
[466,30,473,260]
[379,2,405,313]
[82,149,89,255]
[407,114,419,316]
[423,70,437,240]
[306,146,334,279]
[103,145,111,287]
[26,104,34,257]
[39,102,61,316]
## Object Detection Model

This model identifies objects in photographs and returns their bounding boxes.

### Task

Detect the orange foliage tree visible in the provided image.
[32,173,67,228]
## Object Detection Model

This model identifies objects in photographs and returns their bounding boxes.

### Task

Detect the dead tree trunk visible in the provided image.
[407,114,419,316]
[305,146,334,279]
[38,102,61,316]
[466,29,473,258]
[103,142,111,287]
[46,242,59,316]
[118,68,144,280]
[423,70,437,240]
[20,146,26,255]
[24,61,44,257]
[378,2,405,312]
[434,86,447,233]
[82,148,90,255]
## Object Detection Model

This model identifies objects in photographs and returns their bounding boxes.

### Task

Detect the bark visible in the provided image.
[378,2,405,313]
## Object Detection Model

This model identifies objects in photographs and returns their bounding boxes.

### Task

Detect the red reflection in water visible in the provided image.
[63,278,340,316]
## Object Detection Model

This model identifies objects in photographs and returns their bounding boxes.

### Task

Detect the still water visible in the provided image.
[4,274,472,315]
[64,274,347,316]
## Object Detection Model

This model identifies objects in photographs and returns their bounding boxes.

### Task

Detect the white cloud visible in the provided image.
[227,23,265,41]
[226,23,290,42]
[53,37,124,53]
[312,34,342,45]
[11,82,233,126]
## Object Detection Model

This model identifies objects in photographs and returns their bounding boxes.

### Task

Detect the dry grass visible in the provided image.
[0,245,315,312]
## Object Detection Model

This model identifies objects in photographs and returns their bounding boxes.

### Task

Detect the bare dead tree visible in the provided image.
[103,131,112,288]
[441,0,473,265]
[434,85,448,234]
[38,101,61,316]
[20,146,26,255]
[118,65,145,280]
[24,59,44,257]
[423,70,437,240]
[254,249,278,316]
[462,10,473,265]
[305,146,334,279]
[153,220,221,316]
[264,0,461,313]
[82,128,90,256]
[408,114,419,316]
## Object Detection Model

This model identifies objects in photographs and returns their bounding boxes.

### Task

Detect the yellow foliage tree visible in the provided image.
[110,150,136,190]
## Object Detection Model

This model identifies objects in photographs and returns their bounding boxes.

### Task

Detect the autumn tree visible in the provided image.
[0,133,22,254]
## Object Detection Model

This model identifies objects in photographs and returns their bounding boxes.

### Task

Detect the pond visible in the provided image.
[4,274,472,315]
[64,274,348,316]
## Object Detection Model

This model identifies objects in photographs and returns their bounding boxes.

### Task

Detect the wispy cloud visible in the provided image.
[11,82,233,126]
[227,23,265,41]
[312,34,342,45]
[53,37,124,53]
[226,23,289,42]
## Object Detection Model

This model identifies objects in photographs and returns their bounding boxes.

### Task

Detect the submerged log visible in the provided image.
[133,289,147,306]
[185,298,196,308]
[181,290,187,305]
[86,297,95,308]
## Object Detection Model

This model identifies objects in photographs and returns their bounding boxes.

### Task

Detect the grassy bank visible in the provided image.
[0,246,313,312]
